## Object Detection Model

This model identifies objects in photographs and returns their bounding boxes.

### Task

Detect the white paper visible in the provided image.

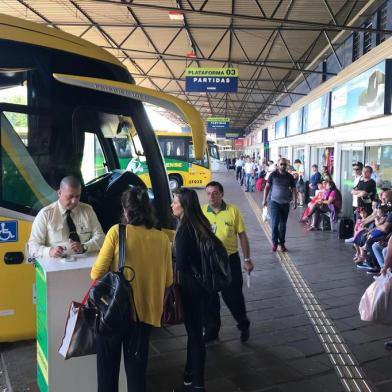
[246,273,251,288]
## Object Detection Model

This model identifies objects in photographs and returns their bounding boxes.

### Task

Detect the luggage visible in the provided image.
[338,217,354,239]
[256,178,266,192]
[359,271,392,324]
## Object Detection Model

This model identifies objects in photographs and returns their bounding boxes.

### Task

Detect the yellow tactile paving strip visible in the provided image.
[244,191,373,392]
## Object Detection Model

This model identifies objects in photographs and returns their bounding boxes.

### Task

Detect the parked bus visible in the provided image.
[0,13,206,343]
[155,131,212,189]
[207,140,221,172]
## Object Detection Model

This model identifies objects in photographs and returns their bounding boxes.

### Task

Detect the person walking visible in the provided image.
[244,156,256,192]
[171,187,216,392]
[202,181,254,343]
[263,158,297,252]
[91,187,173,392]
[235,156,244,182]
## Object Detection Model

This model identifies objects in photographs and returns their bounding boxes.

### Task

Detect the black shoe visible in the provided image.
[240,327,250,342]
[385,341,392,351]
[203,331,219,343]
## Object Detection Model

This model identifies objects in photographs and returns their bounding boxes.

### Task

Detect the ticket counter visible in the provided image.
[35,254,126,392]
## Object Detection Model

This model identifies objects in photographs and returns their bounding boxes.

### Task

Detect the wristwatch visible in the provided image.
[244,257,252,262]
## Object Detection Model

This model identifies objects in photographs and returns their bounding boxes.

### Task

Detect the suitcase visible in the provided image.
[338,217,354,239]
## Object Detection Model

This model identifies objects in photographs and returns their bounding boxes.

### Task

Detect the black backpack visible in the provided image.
[338,217,354,240]
[89,224,136,335]
[192,233,232,293]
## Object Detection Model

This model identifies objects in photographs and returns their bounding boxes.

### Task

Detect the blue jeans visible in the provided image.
[372,242,388,268]
[245,174,253,191]
[270,201,290,245]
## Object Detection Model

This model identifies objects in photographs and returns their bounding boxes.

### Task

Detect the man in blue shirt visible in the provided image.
[309,164,322,197]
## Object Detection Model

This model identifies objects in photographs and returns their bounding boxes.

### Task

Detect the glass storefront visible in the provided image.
[365,145,392,186]
[310,146,334,177]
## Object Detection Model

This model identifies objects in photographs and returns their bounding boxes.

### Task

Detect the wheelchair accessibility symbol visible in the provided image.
[0,221,18,242]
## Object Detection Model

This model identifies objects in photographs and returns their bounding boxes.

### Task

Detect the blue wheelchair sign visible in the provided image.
[0,221,18,242]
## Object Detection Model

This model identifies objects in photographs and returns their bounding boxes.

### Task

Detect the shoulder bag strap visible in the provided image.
[119,223,126,271]
[118,223,140,322]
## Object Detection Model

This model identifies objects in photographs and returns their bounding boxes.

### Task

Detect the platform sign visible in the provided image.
[185,68,238,92]
[225,132,240,139]
[207,117,230,132]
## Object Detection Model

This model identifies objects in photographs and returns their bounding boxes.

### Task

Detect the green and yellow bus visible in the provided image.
[0,13,206,344]
[155,131,211,189]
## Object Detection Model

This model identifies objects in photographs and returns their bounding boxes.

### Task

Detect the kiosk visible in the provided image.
[35,255,126,392]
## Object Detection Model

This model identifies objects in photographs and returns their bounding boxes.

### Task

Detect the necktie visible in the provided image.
[66,210,81,242]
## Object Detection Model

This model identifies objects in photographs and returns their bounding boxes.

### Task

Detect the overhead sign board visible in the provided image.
[185,68,238,93]
[207,117,230,131]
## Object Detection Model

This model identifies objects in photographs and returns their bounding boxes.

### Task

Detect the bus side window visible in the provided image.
[81,132,108,183]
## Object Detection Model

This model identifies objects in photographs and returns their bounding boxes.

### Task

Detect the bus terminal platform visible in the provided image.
[1,171,392,392]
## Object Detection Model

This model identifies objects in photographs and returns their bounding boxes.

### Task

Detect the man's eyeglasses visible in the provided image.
[280,164,287,167]
[354,167,361,171]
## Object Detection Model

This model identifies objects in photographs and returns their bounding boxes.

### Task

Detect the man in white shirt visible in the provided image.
[351,162,364,219]
[244,157,256,192]
[28,176,104,258]
[235,156,244,182]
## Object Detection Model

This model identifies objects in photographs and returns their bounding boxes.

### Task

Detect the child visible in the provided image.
[352,208,371,261]
[356,205,388,263]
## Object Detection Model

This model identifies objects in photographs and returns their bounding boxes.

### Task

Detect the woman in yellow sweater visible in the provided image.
[91,187,173,392]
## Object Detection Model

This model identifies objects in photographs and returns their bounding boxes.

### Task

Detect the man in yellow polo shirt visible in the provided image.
[202,181,254,342]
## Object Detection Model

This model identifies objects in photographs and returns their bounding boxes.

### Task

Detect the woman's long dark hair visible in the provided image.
[173,187,214,240]
[121,187,156,229]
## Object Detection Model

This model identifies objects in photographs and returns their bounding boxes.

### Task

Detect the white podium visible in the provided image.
[35,254,126,392]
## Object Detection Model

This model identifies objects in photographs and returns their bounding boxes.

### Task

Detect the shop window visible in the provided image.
[365,145,392,186]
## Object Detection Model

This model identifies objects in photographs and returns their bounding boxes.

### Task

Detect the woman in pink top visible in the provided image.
[307,181,342,231]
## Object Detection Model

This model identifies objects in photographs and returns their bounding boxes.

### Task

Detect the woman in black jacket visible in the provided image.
[172,188,215,392]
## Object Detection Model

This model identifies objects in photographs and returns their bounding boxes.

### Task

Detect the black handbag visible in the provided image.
[89,224,137,336]
[58,287,98,359]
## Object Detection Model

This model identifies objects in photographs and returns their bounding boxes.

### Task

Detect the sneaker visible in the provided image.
[184,372,192,386]
[345,237,354,244]
[366,268,380,275]
[308,226,317,231]
[240,327,250,342]
[272,244,278,252]
[356,261,374,270]
[279,244,287,252]
[385,341,392,351]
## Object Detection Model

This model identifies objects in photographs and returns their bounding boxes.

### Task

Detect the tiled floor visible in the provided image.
[1,171,392,391]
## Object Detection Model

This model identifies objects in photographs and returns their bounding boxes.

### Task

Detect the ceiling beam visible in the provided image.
[94,0,392,35]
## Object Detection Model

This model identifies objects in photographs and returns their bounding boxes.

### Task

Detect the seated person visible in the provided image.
[307,181,342,231]
[356,205,389,262]
[300,181,326,223]
[351,206,375,262]
[28,176,105,258]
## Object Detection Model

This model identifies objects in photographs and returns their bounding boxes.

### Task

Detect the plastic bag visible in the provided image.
[358,271,392,324]
[262,206,270,222]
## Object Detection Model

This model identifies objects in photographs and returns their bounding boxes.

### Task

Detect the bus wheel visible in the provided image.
[169,175,182,190]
